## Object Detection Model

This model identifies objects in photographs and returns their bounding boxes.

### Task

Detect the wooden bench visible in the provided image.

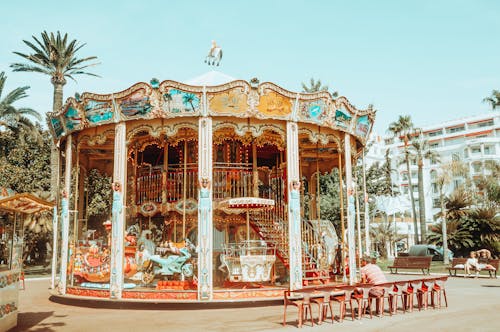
[447,258,498,278]
[388,256,432,275]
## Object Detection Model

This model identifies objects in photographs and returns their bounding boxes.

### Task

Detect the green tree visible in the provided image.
[466,206,500,255]
[11,31,99,200]
[433,161,468,263]
[483,90,500,109]
[427,220,474,256]
[0,71,40,139]
[84,169,112,219]
[301,77,339,97]
[0,126,51,194]
[387,115,419,243]
[410,130,440,241]
[318,169,342,232]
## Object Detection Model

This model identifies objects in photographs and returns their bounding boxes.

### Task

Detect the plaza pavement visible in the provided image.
[13,273,500,332]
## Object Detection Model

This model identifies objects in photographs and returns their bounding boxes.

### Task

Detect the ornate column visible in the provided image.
[286,121,302,290]
[110,122,127,299]
[59,135,72,294]
[51,144,61,290]
[362,149,371,256]
[344,133,357,285]
[197,113,213,300]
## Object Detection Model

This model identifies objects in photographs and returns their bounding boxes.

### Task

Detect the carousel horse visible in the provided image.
[141,238,196,284]
[204,40,223,66]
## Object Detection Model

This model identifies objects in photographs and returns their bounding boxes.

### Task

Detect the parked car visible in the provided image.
[402,244,453,261]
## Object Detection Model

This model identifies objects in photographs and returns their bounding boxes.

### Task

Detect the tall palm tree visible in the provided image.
[410,130,440,241]
[483,90,500,110]
[301,77,339,97]
[0,71,40,138]
[387,115,419,243]
[11,31,99,200]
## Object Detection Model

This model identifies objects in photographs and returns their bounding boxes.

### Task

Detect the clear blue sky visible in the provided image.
[1,0,499,133]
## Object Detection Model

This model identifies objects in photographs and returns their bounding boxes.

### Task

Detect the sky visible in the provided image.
[1,0,500,134]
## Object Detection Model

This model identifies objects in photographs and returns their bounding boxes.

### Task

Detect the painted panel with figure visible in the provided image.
[209,88,247,115]
[84,100,113,125]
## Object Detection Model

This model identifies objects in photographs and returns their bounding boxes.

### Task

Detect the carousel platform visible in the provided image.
[49,285,287,309]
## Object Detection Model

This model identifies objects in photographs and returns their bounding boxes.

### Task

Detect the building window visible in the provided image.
[448,126,465,133]
[484,146,493,155]
[433,198,440,208]
[401,172,408,181]
[471,147,481,154]
[412,185,418,192]
[402,186,409,194]
[432,183,439,194]
[452,153,460,161]
[411,170,418,179]
[428,130,443,137]
[464,149,469,158]
[430,156,439,164]
[477,120,493,128]
[430,143,439,149]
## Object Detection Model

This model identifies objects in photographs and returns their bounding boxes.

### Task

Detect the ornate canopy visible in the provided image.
[47,74,376,147]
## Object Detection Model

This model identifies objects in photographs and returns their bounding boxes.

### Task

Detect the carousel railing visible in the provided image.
[136,164,199,205]
[212,163,253,200]
[301,219,330,281]
[165,164,198,202]
[136,165,163,204]
[251,210,289,266]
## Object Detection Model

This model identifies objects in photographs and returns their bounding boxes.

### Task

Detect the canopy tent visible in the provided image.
[0,193,55,214]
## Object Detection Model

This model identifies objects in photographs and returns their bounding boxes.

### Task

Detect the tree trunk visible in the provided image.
[406,153,419,244]
[417,156,427,241]
[49,82,64,201]
[440,189,449,264]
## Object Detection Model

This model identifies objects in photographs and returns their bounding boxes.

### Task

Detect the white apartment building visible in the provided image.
[378,112,500,228]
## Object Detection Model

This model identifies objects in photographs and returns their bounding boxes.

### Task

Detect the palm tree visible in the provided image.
[11,31,99,200]
[427,220,474,256]
[467,206,499,254]
[0,71,40,138]
[387,115,419,243]
[483,90,500,110]
[410,130,440,241]
[434,161,469,264]
[301,77,339,97]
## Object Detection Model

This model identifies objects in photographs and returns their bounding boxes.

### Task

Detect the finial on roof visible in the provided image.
[204,40,223,66]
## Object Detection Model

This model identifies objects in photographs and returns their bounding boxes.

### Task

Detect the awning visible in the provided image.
[0,193,55,214]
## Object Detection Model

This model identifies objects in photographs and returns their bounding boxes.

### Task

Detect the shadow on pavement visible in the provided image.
[12,311,65,332]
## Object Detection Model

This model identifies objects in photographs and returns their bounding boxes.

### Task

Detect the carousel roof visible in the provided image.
[184,71,236,86]
[47,75,376,150]
[0,193,55,214]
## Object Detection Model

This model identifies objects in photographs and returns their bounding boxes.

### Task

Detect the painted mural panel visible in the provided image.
[63,106,83,131]
[162,89,200,114]
[334,107,352,129]
[119,91,152,118]
[209,89,247,115]
[50,117,64,138]
[84,100,113,124]
[299,99,327,123]
[257,91,292,117]
[355,115,371,138]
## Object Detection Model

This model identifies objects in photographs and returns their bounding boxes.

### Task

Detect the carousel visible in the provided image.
[0,189,54,330]
[47,70,375,302]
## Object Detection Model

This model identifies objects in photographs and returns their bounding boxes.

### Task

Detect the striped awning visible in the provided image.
[0,193,55,214]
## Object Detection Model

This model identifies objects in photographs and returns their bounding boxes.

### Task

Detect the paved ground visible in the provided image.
[13,274,500,332]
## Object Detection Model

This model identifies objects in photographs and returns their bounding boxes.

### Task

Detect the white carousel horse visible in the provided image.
[204,40,223,66]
